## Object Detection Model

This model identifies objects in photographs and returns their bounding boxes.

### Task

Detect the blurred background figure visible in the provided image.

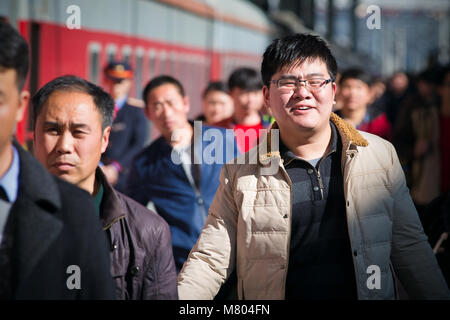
[335,68,391,140]
[227,67,270,153]
[389,65,450,290]
[394,68,442,212]
[369,77,387,103]
[380,71,411,127]
[198,81,234,127]
[126,75,238,272]
[410,65,450,292]
[420,191,450,287]
[101,60,149,193]
[333,71,343,111]
[438,66,450,195]
[261,101,275,125]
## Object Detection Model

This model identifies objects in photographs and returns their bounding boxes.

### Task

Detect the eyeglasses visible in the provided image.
[269,77,334,93]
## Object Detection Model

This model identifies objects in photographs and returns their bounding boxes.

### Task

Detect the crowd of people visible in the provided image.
[333,65,450,283]
[1,19,450,300]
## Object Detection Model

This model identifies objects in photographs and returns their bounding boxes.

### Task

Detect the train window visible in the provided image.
[170,52,176,76]
[106,44,117,63]
[195,55,203,83]
[179,54,189,87]
[184,55,195,97]
[159,51,167,76]
[88,42,101,84]
[205,56,211,84]
[122,45,132,63]
[135,48,144,99]
[149,49,156,78]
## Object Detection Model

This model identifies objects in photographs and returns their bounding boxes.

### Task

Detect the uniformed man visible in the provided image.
[101,60,149,192]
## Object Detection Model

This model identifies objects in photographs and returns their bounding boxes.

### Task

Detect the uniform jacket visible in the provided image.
[126,123,239,271]
[178,113,450,300]
[8,143,115,299]
[96,168,177,299]
[101,101,149,192]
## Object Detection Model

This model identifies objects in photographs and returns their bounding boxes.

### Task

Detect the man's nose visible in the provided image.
[293,82,312,98]
[248,92,260,103]
[56,131,74,154]
[162,103,173,116]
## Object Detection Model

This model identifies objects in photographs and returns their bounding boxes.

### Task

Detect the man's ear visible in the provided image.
[331,82,337,98]
[183,95,190,114]
[143,105,153,121]
[101,126,111,154]
[16,90,30,122]
[262,85,270,108]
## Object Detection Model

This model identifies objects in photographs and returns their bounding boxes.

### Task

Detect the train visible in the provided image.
[1,0,373,146]
[1,0,275,145]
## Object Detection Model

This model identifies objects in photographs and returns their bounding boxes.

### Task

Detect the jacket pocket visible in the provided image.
[359,213,393,247]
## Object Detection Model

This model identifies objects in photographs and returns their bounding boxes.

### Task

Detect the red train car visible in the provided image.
[1,0,274,145]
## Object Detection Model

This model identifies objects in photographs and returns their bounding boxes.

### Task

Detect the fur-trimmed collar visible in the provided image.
[258,112,368,164]
[329,112,368,147]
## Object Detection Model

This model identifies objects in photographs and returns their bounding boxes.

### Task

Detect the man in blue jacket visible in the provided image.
[126,75,238,271]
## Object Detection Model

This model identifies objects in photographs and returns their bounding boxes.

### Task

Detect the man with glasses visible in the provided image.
[178,33,450,299]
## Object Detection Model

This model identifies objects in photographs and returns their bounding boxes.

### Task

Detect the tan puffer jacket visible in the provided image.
[178,113,449,300]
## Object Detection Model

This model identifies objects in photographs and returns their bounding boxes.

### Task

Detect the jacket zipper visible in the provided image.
[279,163,292,299]
[343,150,361,300]
[103,214,126,231]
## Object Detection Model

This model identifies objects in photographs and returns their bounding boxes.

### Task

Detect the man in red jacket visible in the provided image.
[335,68,391,141]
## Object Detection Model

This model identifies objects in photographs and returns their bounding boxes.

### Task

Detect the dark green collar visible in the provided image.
[93,182,104,216]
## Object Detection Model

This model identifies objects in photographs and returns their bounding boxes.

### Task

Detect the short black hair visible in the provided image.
[142,75,185,105]
[228,67,263,91]
[261,33,337,86]
[32,75,114,130]
[437,65,450,86]
[202,81,229,98]
[339,68,372,86]
[416,68,440,85]
[0,20,29,91]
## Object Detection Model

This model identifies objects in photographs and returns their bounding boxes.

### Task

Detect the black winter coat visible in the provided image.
[6,143,115,299]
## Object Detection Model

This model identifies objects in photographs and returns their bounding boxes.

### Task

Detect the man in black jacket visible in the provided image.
[0,20,115,299]
[32,75,178,299]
